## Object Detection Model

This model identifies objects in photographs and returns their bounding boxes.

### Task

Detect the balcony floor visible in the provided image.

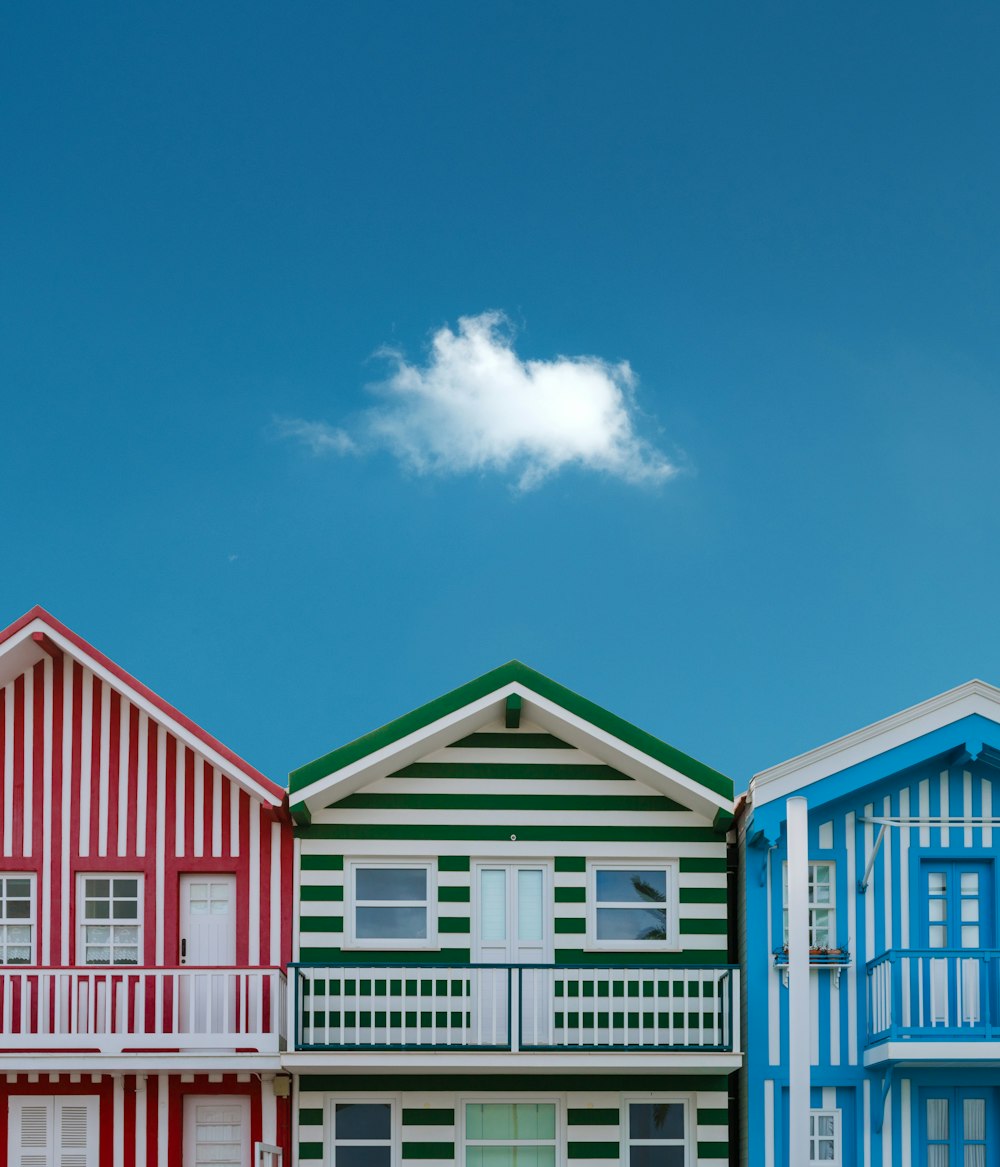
[865,1039,1000,1067]
[282,1048,742,1073]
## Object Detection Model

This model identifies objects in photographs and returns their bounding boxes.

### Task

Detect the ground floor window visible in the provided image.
[8,1095,99,1167]
[809,1110,840,1164]
[464,1102,557,1167]
[625,1099,688,1166]
[330,1101,394,1167]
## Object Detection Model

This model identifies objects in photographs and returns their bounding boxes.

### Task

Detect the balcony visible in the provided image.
[0,967,287,1064]
[288,963,740,1071]
[866,949,1000,1066]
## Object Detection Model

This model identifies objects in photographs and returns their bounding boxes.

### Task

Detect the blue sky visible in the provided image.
[3,3,1000,790]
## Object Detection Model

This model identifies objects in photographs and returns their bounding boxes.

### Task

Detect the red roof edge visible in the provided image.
[0,606,286,804]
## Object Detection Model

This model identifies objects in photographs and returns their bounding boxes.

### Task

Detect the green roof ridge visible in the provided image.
[289,660,732,807]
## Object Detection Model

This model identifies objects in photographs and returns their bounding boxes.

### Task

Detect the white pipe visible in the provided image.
[787,796,811,1167]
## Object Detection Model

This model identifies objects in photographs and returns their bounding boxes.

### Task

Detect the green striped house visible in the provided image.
[287,662,739,1167]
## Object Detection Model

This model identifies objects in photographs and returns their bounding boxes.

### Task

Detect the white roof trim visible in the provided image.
[297,681,729,821]
[0,618,282,807]
[751,679,1000,807]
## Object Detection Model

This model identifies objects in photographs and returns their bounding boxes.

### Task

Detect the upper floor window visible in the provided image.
[345,861,437,949]
[809,1109,840,1164]
[0,875,34,964]
[783,862,836,949]
[79,875,142,964]
[588,861,679,950]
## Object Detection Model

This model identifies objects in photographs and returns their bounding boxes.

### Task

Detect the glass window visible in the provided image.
[347,862,435,947]
[590,864,677,948]
[464,1102,557,1167]
[626,1100,687,1166]
[783,863,837,949]
[809,1110,840,1164]
[0,875,34,964]
[330,1102,392,1167]
[80,875,141,964]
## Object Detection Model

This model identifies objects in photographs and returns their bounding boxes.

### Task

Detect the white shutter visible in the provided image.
[55,1098,98,1167]
[8,1096,98,1167]
[9,1098,51,1167]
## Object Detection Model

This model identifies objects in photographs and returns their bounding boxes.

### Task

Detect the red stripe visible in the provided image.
[201,758,211,858]
[89,676,102,857]
[127,703,140,856]
[32,662,44,867]
[144,716,157,860]
[0,686,6,853]
[236,790,251,965]
[259,805,272,962]
[50,655,64,964]
[12,674,24,857]
[107,688,121,856]
[163,734,179,965]
[123,1074,137,1167]
[146,1074,160,1161]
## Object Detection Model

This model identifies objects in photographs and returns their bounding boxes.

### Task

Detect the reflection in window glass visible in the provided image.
[332,1102,392,1167]
[465,1103,557,1167]
[351,864,431,944]
[593,866,673,946]
[627,1101,686,1166]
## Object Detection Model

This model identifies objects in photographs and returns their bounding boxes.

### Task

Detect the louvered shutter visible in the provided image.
[55,1098,97,1167]
[9,1098,51,1167]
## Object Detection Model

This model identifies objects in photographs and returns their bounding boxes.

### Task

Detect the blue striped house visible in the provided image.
[284,661,740,1167]
[739,680,1000,1167]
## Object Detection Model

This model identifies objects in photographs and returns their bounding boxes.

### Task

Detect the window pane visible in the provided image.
[480,871,507,943]
[85,899,109,919]
[816,1115,834,1137]
[928,873,947,895]
[6,879,30,899]
[961,926,980,948]
[113,899,138,919]
[86,879,110,898]
[113,879,138,898]
[356,868,426,902]
[629,1149,685,1167]
[336,1102,391,1140]
[355,905,427,939]
[929,900,947,922]
[965,1149,985,1167]
[960,873,979,895]
[961,900,980,922]
[927,1099,949,1140]
[928,1150,949,1167]
[929,925,947,949]
[964,1098,985,1141]
[629,1103,685,1140]
[336,1148,390,1167]
[465,1104,555,1142]
[596,907,667,942]
[596,870,666,903]
[517,870,543,943]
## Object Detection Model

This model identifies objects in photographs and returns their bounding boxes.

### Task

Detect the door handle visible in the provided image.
[180,938,187,965]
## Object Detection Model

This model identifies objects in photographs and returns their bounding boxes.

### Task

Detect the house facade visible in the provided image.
[285,662,739,1167]
[0,608,293,1167]
[739,680,1000,1167]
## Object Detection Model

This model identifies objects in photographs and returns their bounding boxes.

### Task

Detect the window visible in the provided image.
[345,861,437,949]
[626,1099,688,1166]
[0,875,34,964]
[464,1102,557,1167]
[588,862,679,950]
[809,1110,840,1164]
[328,1101,394,1167]
[783,863,836,949]
[78,875,142,964]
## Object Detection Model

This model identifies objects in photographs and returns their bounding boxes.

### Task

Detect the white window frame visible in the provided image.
[343,860,438,951]
[622,1095,694,1167]
[76,873,144,965]
[459,1095,561,1167]
[0,873,35,965]
[586,860,680,951]
[782,862,837,949]
[326,1093,399,1167]
[808,1108,841,1165]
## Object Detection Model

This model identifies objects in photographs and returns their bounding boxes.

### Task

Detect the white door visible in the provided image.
[473,863,552,1045]
[179,875,238,1036]
[7,1095,99,1167]
[183,1096,249,1167]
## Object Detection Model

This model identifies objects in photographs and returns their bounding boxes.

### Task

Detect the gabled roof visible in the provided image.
[750,678,1000,809]
[289,660,733,824]
[0,606,285,807]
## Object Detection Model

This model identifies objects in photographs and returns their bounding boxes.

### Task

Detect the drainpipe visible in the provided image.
[787,797,810,1167]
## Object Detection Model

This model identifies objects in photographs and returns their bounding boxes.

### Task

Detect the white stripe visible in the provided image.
[829,958,840,1065]
[810,968,819,1065]
[41,660,52,962]
[270,820,282,965]
[2,682,12,856]
[822,1086,836,1109]
[230,785,240,856]
[97,680,110,856]
[175,745,186,857]
[299,837,727,859]
[767,849,779,1066]
[314,808,702,828]
[984,779,993,848]
[212,767,223,857]
[262,1075,277,1144]
[155,725,166,964]
[919,778,930,847]
[763,1079,775,1167]
[135,1076,147,1167]
[23,666,33,856]
[79,671,92,856]
[864,806,874,967]
[117,696,130,857]
[366,778,672,798]
[900,1077,911,1167]
[939,771,950,847]
[249,799,261,963]
[193,756,205,857]
[846,810,858,1066]
[419,746,606,766]
[965,770,974,848]
[136,713,148,858]
[113,1072,125,1167]
[899,788,910,948]
[158,1074,169,1167]
[61,662,73,960]
[293,836,302,962]
[883,795,893,951]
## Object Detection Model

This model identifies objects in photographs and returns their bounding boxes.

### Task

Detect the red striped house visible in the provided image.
[0,607,292,1167]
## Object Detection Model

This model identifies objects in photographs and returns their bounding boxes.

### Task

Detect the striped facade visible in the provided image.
[0,607,293,1167]
[287,663,739,1167]
[740,681,1000,1167]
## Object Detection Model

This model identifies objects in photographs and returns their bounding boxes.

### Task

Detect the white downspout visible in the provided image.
[787,796,811,1167]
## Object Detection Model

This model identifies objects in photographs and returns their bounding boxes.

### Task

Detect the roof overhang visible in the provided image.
[0,607,284,808]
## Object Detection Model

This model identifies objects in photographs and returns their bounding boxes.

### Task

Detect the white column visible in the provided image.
[787,796,811,1167]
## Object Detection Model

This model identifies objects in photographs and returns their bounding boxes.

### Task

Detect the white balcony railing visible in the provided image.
[0,967,287,1054]
[292,964,739,1053]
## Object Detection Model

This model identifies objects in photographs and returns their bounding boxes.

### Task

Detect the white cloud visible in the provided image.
[277,312,676,490]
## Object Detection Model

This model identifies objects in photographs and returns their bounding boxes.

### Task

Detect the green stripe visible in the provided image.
[299,916,343,932]
[389,763,631,782]
[554,949,729,965]
[555,857,586,873]
[299,825,722,843]
[568,1143,618,1159]
[555,887,586,903]
[299,1073,729,1092]
[336,792,685,811]
[698,1142,730,1159]
[679,857,726,873]
[301,854,344,871]
[439,917,471,933]
[403,1109,455,1126]
[680,887,727,904]
[300,885,344,901]
[298,1108,324,1126]
[298,947,472,964]
[402,1143,455,1159]
[298,1144,323,1160]
[450,732,572,749]
[554,918,586,934]
[679,918,728,935]
[697,1108,729,1125]
[438,856,471,872]
[567,1109,619,1126]
[438,886,470,902]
